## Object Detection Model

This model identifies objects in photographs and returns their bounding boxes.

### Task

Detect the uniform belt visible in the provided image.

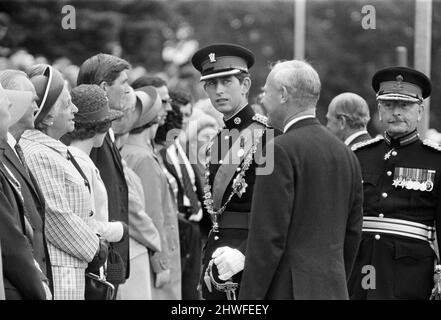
[362,216,435,242]
[218,211,249,229]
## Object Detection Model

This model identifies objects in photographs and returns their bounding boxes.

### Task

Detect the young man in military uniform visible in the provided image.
[191,43,272,300]
[348,66,441,299]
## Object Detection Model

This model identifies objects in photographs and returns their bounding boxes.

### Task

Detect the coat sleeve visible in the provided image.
[344,153,363,280]
[25,150,99,263]
[239,141,294,299]
[0,186,46,300]
[125,166,162,253]
[133,155,170,274]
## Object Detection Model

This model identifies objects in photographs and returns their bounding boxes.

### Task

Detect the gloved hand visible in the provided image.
[87,237,109,272]
[154,269,171,288]
[212,247,245,281]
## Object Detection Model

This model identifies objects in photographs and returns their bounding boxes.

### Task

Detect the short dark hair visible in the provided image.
[62,121,112,144]
[154,102,183,144]
[234,72,250,84]
[170,90,191,106]
[77,53,130,86]
[131,76,167,89]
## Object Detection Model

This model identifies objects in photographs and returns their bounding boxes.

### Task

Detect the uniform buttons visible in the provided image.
[375,234,381,240]
[224,136,230,140]
[392,151,397,156]
[219,160,223,164]
[387,171,392,176]
[382,192,388,198]
[379,213,384,218]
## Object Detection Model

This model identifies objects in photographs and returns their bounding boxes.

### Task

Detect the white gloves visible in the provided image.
[212,247,245,281]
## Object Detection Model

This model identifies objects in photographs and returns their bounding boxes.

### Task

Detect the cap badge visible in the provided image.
[209,53,216,63]
[393,74,404,91]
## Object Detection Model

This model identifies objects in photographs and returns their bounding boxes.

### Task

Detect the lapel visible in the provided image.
[105,133,125,175]
[159,147,182,188]
[0,140,44,206]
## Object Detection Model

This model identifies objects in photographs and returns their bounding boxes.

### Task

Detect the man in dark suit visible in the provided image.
[239,60,363,300]
[326,92,372,147]
[0,82,48,300]
[0,70,52,293]
[77,53,131,289]
[156,89,212,299]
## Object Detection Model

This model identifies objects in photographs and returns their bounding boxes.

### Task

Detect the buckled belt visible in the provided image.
[362,216,435,242]
[218,211,249,229]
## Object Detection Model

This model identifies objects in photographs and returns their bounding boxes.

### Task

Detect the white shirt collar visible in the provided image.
[7,132,17,150]
[283,115,316,133]
[108,128,115,143]
[344,130,368,146]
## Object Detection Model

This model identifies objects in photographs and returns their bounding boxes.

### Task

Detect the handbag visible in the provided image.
[85,267,115,300]
[105,243,126,285]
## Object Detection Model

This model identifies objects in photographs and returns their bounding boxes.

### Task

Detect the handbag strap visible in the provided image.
[67,149,91,194]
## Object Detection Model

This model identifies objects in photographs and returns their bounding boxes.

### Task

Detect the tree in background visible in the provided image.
[2,0,441,133]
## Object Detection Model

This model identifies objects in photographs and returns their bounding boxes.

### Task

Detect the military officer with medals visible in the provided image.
[191,43,272,300]
[348,66,441,299]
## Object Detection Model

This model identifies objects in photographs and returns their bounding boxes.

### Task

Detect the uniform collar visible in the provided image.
[384,129,419,148]
[223,104,255,130]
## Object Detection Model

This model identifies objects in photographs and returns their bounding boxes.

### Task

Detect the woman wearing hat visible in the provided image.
[116,86,162,300]
[62,84,128,243]
[121,85,182,300]
[19,65,108,300]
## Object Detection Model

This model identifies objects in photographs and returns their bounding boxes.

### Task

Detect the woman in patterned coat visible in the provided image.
[20,65,106,300]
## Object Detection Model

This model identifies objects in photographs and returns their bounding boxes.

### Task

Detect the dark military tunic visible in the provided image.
[200,104,271,300]
[348,130,441,299]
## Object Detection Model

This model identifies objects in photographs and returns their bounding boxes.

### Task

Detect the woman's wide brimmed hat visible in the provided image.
[132,86,162,129]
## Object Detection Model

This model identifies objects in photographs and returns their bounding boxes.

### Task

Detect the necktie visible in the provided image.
[14,143,31,177]
[178,150,201,217]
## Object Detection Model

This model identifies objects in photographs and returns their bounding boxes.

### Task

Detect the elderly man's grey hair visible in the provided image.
[0,69,29,90]
[329,92,370,129]
[271,60,321,108]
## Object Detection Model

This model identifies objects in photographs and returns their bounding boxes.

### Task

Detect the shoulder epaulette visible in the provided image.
[422,139,441,151]
[351,135,384,151]
[252,113,270,128]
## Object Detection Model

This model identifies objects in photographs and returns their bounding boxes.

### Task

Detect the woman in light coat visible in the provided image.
[20,65,106,300]
[120,85,181,300]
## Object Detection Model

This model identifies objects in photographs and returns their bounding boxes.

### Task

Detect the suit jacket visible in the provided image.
[239,117,363,300]
[90,133,130,280]
[0,160,46,300]
[0,140,52,289]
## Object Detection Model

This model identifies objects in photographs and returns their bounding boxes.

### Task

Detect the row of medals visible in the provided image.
[392,177,434,192]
